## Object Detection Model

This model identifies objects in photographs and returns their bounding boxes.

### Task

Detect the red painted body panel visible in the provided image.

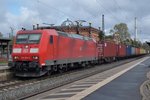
[117,44,126,57]
[55,36,97,60]
[100,41,117,58]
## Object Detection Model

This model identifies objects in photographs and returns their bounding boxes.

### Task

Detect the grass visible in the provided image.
[0,60,8,65]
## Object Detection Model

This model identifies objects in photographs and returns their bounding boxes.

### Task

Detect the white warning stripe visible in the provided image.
[49,92,77,95]
[71,84,93,87]
[41,98,67,100]
[61,88,86,91]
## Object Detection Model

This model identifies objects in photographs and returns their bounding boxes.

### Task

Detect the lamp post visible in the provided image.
[10,27,14,39]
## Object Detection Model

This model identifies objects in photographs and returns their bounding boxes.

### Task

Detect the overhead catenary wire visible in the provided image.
[37,0,122,24]
[36,0,105,27]
[71,0,100,18]
[36,0,140,39]
[113,0,122,10]
[96,0,121,22]
[36,0,77,20]
[112,0,132,22]
[96,0,138,38]
[112,0,127,21]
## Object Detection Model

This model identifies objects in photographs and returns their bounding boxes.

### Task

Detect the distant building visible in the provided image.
[0,37,12,59]
[39,19,102,42]
[39,25,102,42]
[61,26,101,42]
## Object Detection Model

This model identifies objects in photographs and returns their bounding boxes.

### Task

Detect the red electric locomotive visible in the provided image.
[11,29,98,77]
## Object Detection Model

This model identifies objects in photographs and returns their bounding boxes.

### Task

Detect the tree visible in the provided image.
[110,23,131,43]
[124,38,132,45]
[105,35,113,41]
[142,42,150,50]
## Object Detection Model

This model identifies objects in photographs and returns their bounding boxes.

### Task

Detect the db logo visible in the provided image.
[23,49,28,53]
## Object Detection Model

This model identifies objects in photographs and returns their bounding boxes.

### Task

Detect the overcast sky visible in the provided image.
[0,0,150,42]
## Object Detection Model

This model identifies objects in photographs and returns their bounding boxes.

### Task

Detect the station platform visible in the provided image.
[0,65,9,70]
[25,56,150,100]
[83,57,150,100]
[0,65,13,81]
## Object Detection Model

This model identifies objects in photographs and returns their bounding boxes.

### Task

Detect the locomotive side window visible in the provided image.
[50,35,53,44]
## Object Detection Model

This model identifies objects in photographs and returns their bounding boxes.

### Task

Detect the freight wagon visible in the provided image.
[117,44,126,59]
[126,45,132,56]
[99,41,117,62]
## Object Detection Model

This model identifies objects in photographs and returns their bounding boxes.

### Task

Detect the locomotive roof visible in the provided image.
[57,31,94,41]
[17,28,96,42]
[38,25,100,32]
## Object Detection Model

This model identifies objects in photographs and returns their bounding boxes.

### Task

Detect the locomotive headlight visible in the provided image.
[30,48,39,53]
[13,48,21,53]
[14,56,19,59]
[32,56,39,60]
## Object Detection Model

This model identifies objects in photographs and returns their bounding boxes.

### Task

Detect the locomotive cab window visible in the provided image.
[16,33,41,44]
[28,34,41,43]
[16,34,28,43]
[50,35,53,44]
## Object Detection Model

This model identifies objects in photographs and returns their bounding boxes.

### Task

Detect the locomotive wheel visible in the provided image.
[59,69,64,73]
[53,66,58,72]
[58,65,67,73]
[58,65,63,73]
[64,65,68,72]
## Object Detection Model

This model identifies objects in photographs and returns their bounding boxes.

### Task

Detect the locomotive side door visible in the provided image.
[47,35,54,60]
[49,35,57,61]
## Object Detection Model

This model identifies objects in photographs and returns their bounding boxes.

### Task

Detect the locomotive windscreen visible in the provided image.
[16,33,41,44]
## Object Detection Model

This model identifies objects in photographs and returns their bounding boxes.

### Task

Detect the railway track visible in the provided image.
[0,80,23,90]
[0,66,88,92]
[0,56,145,100]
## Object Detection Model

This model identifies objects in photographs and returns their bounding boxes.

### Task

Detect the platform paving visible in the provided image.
[0,65,9,70]
[0,65,13,81]
[83,57,150,100]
